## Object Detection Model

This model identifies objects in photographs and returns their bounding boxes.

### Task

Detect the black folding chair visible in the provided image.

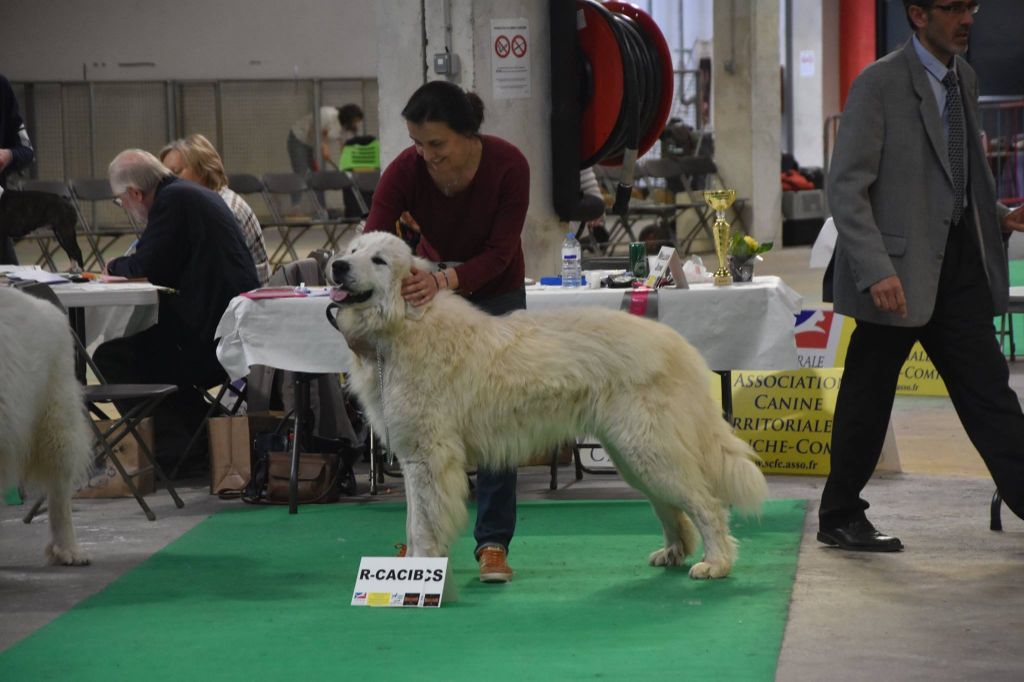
[305,170,365,251]
[17,282,185,521]
[226,172,267,199]
[68,178,141,270]
[347,169,377,218]
[260,172,316,267]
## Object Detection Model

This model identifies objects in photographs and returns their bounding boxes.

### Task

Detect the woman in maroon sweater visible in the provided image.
[364,80,528,583]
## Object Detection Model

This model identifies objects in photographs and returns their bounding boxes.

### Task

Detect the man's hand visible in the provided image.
[0,148,12,171]
[1002,205,1024,233]
[869,275,907,318]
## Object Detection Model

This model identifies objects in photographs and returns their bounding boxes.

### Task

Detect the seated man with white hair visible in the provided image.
[94,149,259,474]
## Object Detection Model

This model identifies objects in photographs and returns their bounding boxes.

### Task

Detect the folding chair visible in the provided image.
[636,157,709,250]
[227,173,284,237]
[260,172,316,267]
[305,170,365,251]
[226,172,266,199]
[591,165,637,253]
[347,169,377,218]
[68,178,141,270]
[16,282,185,522]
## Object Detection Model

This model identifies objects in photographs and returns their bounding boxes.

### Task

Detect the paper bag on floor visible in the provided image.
[208,412,286,495]
[76,418,155,498]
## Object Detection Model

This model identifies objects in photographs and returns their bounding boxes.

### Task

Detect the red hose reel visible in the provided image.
[576,1,674,167]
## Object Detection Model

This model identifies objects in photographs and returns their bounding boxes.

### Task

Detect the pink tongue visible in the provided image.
[329,288,349,303]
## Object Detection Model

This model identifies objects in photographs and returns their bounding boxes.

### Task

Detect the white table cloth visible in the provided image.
[0,265,162,350]
[525,276,802,371]
[52,282,162,351]
[216,291,352,380]
[215,277,802,380]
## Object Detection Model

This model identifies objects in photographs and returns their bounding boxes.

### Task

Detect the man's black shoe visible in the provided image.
[817,519,903,552]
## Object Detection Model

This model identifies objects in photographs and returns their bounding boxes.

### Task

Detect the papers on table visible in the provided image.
[242,286,332,300]
[0,265,73,284]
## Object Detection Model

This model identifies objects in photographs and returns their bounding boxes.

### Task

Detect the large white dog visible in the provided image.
[0,287,92,565]
[327,232,767,579]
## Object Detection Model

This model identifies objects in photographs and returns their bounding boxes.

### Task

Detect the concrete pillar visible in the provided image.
[712,0,782,245]
[821,0,842,122]
[374,0,562,280]
[788,0,825,168]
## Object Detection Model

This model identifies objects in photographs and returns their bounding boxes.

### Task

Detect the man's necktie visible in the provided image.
[942,70,965,226]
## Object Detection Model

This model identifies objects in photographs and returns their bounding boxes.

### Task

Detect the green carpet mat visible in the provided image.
[0,499,805,681]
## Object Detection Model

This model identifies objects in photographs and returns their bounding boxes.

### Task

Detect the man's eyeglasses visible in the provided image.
[112,189,133,207]
[930,2,980,16]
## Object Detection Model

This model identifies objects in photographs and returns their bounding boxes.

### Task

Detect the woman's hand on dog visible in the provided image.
[402,266,440,307]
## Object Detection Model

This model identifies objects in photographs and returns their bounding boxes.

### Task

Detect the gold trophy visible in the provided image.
[703,189,737,286]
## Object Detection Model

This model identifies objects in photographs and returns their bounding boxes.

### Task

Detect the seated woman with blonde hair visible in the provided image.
[159,134,271,285]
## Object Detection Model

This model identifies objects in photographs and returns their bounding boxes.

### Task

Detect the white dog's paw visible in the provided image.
[648,545,685,567]
[688,560,730,579]
[46,543,90,566]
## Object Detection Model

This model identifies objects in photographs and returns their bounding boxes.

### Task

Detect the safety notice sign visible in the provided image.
[491,18,531,99]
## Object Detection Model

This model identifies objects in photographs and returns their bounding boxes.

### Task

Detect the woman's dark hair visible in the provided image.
[401,80,484,135]
[337,104,364,132]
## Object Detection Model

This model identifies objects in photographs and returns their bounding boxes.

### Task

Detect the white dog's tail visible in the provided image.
[714,432,768,515]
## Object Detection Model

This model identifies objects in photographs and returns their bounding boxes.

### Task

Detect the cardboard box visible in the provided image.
[76,418,155,498]
[782,189,827,220]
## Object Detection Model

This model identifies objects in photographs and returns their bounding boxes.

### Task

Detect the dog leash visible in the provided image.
[325,302,393,464]
[375,341,394,466]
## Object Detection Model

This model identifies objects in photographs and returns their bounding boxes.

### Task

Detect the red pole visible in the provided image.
[838,0,876,110]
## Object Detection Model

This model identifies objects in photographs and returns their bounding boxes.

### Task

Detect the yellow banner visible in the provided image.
[794,309,947,397]
[894,342,949,396]
[712,368,842,476]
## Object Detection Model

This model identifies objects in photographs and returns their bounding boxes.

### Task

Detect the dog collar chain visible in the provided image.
[375,342,394,466]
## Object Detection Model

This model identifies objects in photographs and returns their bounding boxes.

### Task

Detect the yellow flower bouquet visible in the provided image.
[727,233,773,282]
[729,233,774,261]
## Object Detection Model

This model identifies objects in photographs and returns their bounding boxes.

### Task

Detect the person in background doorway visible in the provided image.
[287,104,364,174]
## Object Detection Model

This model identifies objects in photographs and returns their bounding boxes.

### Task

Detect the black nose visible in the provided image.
[331,260,350,281]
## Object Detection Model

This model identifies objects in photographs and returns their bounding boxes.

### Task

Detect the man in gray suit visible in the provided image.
[820,0,1024,551]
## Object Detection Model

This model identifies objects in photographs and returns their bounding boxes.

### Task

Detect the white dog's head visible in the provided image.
[326,231,433,340]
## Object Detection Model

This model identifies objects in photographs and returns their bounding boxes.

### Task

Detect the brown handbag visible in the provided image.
[265,451,341,504]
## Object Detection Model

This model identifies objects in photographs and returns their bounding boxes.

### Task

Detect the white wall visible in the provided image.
[0,0,378,81]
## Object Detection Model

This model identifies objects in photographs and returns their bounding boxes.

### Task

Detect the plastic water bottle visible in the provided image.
[560,231,582,288]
